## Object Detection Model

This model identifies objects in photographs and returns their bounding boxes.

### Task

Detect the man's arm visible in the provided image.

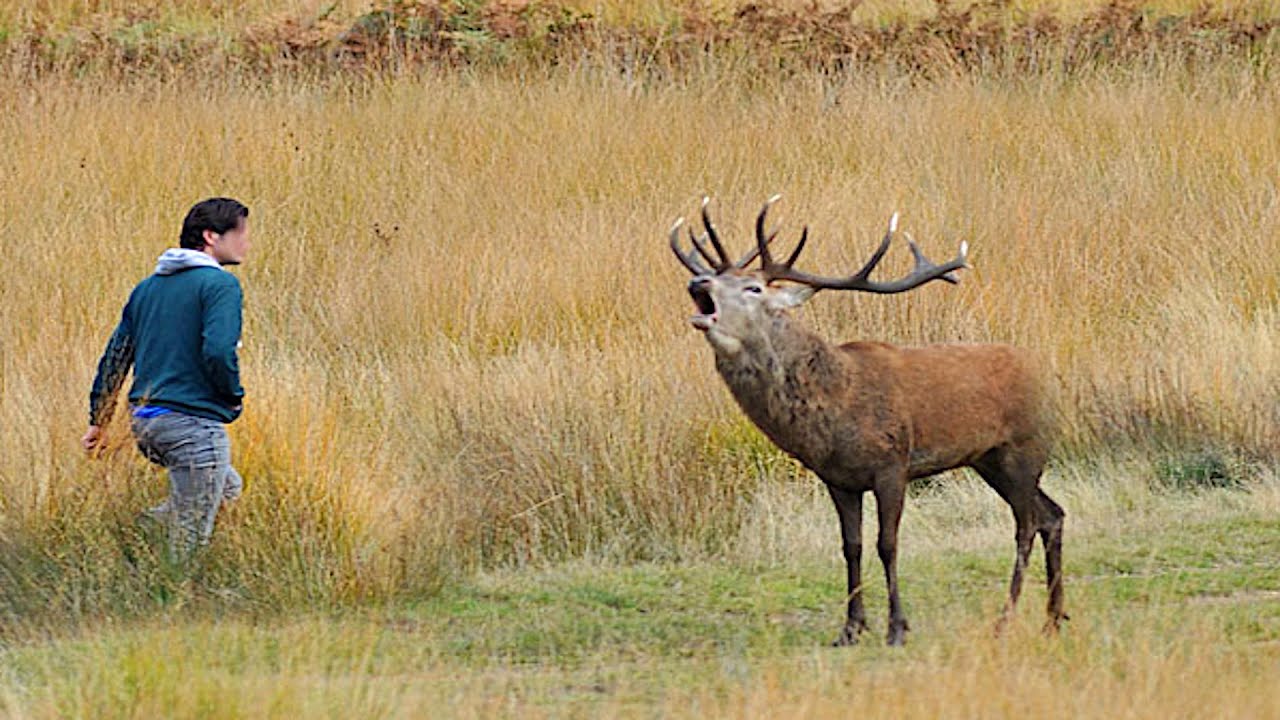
[201,276,244,405]
[84,309,136,451]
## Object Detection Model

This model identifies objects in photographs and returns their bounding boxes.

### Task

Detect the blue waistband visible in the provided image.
[132,405,175,419]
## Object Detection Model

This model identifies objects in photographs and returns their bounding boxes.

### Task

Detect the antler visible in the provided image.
[756,196,969,294]
[670,197,777,276]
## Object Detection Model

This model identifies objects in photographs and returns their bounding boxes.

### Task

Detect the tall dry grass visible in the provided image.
[1,54,1277,621]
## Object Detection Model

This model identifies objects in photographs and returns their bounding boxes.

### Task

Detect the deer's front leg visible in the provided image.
[874,474,910,646]
[827,484,868,646]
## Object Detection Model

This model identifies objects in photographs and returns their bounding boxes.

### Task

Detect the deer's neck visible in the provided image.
[711,315,854,463]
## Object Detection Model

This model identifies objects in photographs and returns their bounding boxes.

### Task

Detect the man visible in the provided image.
[83,197,251,559]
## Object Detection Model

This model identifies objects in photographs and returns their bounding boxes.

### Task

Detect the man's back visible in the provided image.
[125,257,244,423]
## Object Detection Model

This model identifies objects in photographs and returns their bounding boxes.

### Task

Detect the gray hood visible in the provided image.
[155,248,223,276]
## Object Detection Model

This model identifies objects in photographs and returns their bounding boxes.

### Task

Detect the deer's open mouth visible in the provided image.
[689,284,717,331]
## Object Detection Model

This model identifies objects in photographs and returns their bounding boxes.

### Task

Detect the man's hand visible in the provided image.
[81,425,104,455]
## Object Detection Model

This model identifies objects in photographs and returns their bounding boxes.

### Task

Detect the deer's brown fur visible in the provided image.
[673,199,1065,646]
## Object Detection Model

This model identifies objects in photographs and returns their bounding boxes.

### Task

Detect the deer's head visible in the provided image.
[671,196,969,356]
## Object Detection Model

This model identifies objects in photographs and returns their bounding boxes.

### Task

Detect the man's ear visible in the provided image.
[201,229,219,249]
[768,284,817,310]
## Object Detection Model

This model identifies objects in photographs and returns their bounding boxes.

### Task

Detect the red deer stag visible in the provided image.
[670,196,1065,646]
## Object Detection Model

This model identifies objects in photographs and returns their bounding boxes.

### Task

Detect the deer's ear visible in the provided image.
[768,285,817,310]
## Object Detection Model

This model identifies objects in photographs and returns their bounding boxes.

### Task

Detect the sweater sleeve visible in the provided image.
[201,275,245,404]
[89,302,136,426]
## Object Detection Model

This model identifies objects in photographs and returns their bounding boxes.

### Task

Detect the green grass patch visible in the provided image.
[4,502,1280,717]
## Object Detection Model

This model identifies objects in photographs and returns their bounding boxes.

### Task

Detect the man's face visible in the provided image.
[204,217,251,266]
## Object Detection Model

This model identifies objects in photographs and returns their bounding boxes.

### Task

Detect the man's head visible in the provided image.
[180,198,251,266]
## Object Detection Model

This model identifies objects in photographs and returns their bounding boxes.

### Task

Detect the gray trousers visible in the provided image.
[131,411,242,558]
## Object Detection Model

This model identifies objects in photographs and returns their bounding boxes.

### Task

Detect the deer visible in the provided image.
[670,196,1065,646]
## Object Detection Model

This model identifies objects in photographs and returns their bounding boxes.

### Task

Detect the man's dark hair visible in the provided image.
[179,198,249,250]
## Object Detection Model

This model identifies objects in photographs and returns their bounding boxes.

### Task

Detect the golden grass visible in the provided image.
[1,53,1278,622]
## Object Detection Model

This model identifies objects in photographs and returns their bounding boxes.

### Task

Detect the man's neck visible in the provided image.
[197,248,223,266]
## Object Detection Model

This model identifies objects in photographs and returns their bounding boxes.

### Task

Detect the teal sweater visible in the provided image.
[90,250,244,425]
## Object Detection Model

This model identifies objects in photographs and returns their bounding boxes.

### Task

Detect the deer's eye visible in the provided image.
[745,285,763,294]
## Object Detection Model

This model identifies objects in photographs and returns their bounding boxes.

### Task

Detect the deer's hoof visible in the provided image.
[830,622,866,647]
[1042,613,1070,636]
[886,620,910,647]
[993,612,1013,638]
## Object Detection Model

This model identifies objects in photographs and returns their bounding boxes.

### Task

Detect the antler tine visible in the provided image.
[688,227,720,268]
[903,230,964,285]
[733,228,779,269]
[782,226,809,269]
[756,195,816,277]
[669,218,714,276]
[754,194,783,270]
[700,196,733,268]
[763,210,970,295]
[851,211,897,281]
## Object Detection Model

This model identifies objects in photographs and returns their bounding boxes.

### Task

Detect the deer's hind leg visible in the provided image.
[972,442,1059,630]
[1037,488,1067,633]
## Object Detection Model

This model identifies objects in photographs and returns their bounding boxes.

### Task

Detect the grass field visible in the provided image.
[4,476,1280,717]
[1,1,1279,716]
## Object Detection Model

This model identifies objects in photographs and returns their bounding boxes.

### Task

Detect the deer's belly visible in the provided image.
[757,419,910,482]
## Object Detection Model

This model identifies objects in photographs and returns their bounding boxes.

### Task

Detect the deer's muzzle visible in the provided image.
[688,277,717,331]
